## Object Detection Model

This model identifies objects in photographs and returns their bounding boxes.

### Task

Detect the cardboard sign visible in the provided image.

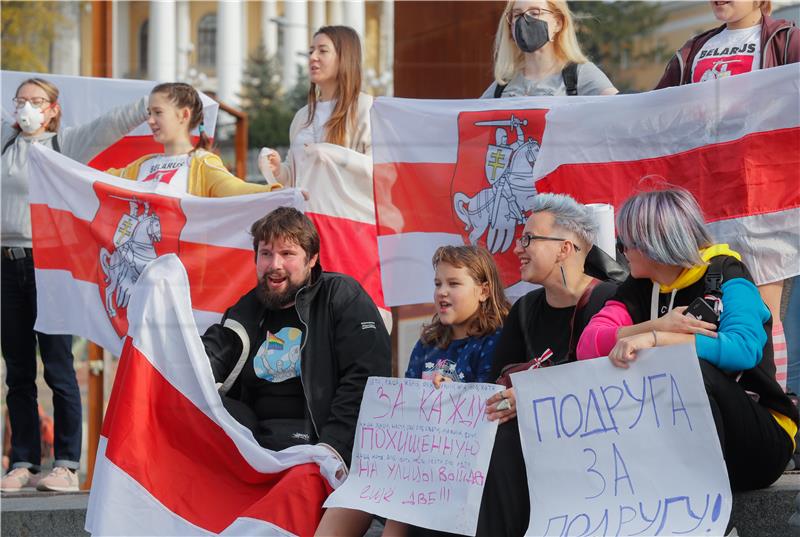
[513,344,731,536]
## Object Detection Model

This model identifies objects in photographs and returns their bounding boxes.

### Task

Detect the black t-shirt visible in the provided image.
[490,282,618,380]
[239,305,307,421]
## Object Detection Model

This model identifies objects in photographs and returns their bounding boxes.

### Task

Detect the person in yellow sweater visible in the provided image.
[107,82,282,197]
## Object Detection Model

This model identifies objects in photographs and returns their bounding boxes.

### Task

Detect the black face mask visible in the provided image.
[513,15,550,53]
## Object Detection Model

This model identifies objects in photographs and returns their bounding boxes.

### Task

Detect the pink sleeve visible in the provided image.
[576,301,634,360]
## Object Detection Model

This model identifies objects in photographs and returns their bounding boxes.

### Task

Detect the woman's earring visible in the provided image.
[560,264,567,287]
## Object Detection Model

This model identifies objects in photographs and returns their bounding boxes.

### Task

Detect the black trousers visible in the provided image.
[1,254,82,471]
[700,360,793,491]
[220,395,314,451]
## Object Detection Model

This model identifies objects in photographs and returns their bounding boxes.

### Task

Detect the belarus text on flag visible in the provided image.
[28,145,304,356]
[85,254,343,536]
[372,65,799,306]
[1,70,218,170]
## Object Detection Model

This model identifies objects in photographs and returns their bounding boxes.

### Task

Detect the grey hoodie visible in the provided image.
[1,96,148,247]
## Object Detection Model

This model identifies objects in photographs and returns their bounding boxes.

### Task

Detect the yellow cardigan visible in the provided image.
[106,150,282,197]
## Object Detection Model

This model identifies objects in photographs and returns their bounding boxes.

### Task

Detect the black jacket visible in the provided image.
[202,265,391,467]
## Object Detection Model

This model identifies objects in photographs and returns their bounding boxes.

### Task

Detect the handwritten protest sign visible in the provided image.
[513,344,731,536]
[324,377,503,535]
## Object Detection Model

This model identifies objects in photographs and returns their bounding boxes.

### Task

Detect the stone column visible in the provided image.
[310,0,326,34]
[217,0,243,105]
[112,1,130,78]
[52,2,81,75]
[342,0,364,38]
[262,0,278,57]
[282,0,308,90]
[380,0,394,96]
[328,0,343,26]
[148,0,177,81]
[176,1,191,81]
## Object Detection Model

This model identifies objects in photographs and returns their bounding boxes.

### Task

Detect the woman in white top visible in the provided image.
[265,25,372,187]
[1,77,148,493]
[482,0,618,98]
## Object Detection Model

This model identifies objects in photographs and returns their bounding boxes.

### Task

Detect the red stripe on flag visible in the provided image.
[375,128,800,236]
[536,127,800,222]
[31,204,255,314]
[309,212,387,309]
[102,338,332,535]
[87,135,205,171]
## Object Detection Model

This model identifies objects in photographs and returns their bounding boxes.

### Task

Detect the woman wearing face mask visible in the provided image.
[263,25,371,187]
[1,78,148,493]
[482,0,618,98]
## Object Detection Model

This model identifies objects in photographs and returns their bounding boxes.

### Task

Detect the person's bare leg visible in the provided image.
[382,520,408,536]
[758,280,785,322]
[315,507,374,537]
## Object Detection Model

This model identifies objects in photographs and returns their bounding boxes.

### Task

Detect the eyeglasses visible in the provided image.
[506,7,554,25]
[518,233,581,251]
[12,97,51,109]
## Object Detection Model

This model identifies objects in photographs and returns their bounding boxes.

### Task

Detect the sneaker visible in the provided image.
[1,467,33,492]
[36,467,79,492]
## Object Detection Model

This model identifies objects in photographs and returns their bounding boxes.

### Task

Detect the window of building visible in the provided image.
[139,20,148,74]
[198,13,217,67]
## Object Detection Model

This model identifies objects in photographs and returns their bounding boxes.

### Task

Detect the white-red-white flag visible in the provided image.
[372,65,799,306]
[1,70,218,170]
[29,145,305,355]
[295,143,390,328]
[85,254,343,536]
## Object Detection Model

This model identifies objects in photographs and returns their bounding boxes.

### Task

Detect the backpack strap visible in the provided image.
[567,278,599,361]
[2,132,19,156]
[494,83,507,98]
[51,133,60,153]
[562,62,579,96]
[517,292,534,360]
[704,257,725,298]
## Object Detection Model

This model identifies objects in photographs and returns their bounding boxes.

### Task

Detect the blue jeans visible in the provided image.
[786,276,800,396]
[1,253,81,471]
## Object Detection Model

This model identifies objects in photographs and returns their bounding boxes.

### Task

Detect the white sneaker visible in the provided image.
[36,466,79,492]
[1,467,33,492]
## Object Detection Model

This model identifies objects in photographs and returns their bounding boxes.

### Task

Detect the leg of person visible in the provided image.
[382,519,408,536]
[220,394,260,434]
[759,281,787,388]
[1,256,41,491]
[315,507,375,537]
[784,277,800,395]
[36,332,81,492]
[474,419,530,537]
[699,360,793,491]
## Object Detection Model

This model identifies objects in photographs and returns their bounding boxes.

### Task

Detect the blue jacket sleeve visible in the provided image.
[695,278,770,372]
[474,331,501,383]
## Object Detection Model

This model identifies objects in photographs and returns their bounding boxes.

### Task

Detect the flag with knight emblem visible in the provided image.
[85,254,343,535]
[372,65,799,306]
[28,145,305,356]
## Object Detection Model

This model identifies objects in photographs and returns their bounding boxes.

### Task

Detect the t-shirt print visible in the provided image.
[253,327,303,383]
[136,154,190,192]
[692,26,761,83]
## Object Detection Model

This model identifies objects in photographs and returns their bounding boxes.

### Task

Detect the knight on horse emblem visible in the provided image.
[453,114,539,253]
[99,197,162,318]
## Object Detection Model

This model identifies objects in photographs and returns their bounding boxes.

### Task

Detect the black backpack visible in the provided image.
[2,132,60,155]
[493,62,579,98]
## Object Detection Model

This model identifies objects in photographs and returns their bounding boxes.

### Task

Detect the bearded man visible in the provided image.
[202,206,390,471]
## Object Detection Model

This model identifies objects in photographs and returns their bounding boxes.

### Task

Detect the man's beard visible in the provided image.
[257,271,309,309]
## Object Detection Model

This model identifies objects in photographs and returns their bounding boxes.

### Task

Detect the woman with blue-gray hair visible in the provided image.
[476,193,621,536]
[577,187,798,492]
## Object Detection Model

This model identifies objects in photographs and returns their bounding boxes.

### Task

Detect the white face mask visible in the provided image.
[16,102,45,134]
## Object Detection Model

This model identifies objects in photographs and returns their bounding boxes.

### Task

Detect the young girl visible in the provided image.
[264,25,372,187]
[315,245,510,536]
[107,82,282,197]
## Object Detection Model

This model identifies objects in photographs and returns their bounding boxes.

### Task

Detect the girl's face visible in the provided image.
[147,92,191,145]
[308,33,340,90]
[15,83,59,133]
[709,1,761,26]
[434,261,489,339]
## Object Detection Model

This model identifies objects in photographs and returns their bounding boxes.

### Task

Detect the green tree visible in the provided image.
[1,2,66,72]
[569,1,667,92]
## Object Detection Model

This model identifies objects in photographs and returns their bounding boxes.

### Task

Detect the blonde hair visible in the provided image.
[306,25,362,147]
[493,0,588,85]
[15,78,61,133]
[421,245,510,349]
